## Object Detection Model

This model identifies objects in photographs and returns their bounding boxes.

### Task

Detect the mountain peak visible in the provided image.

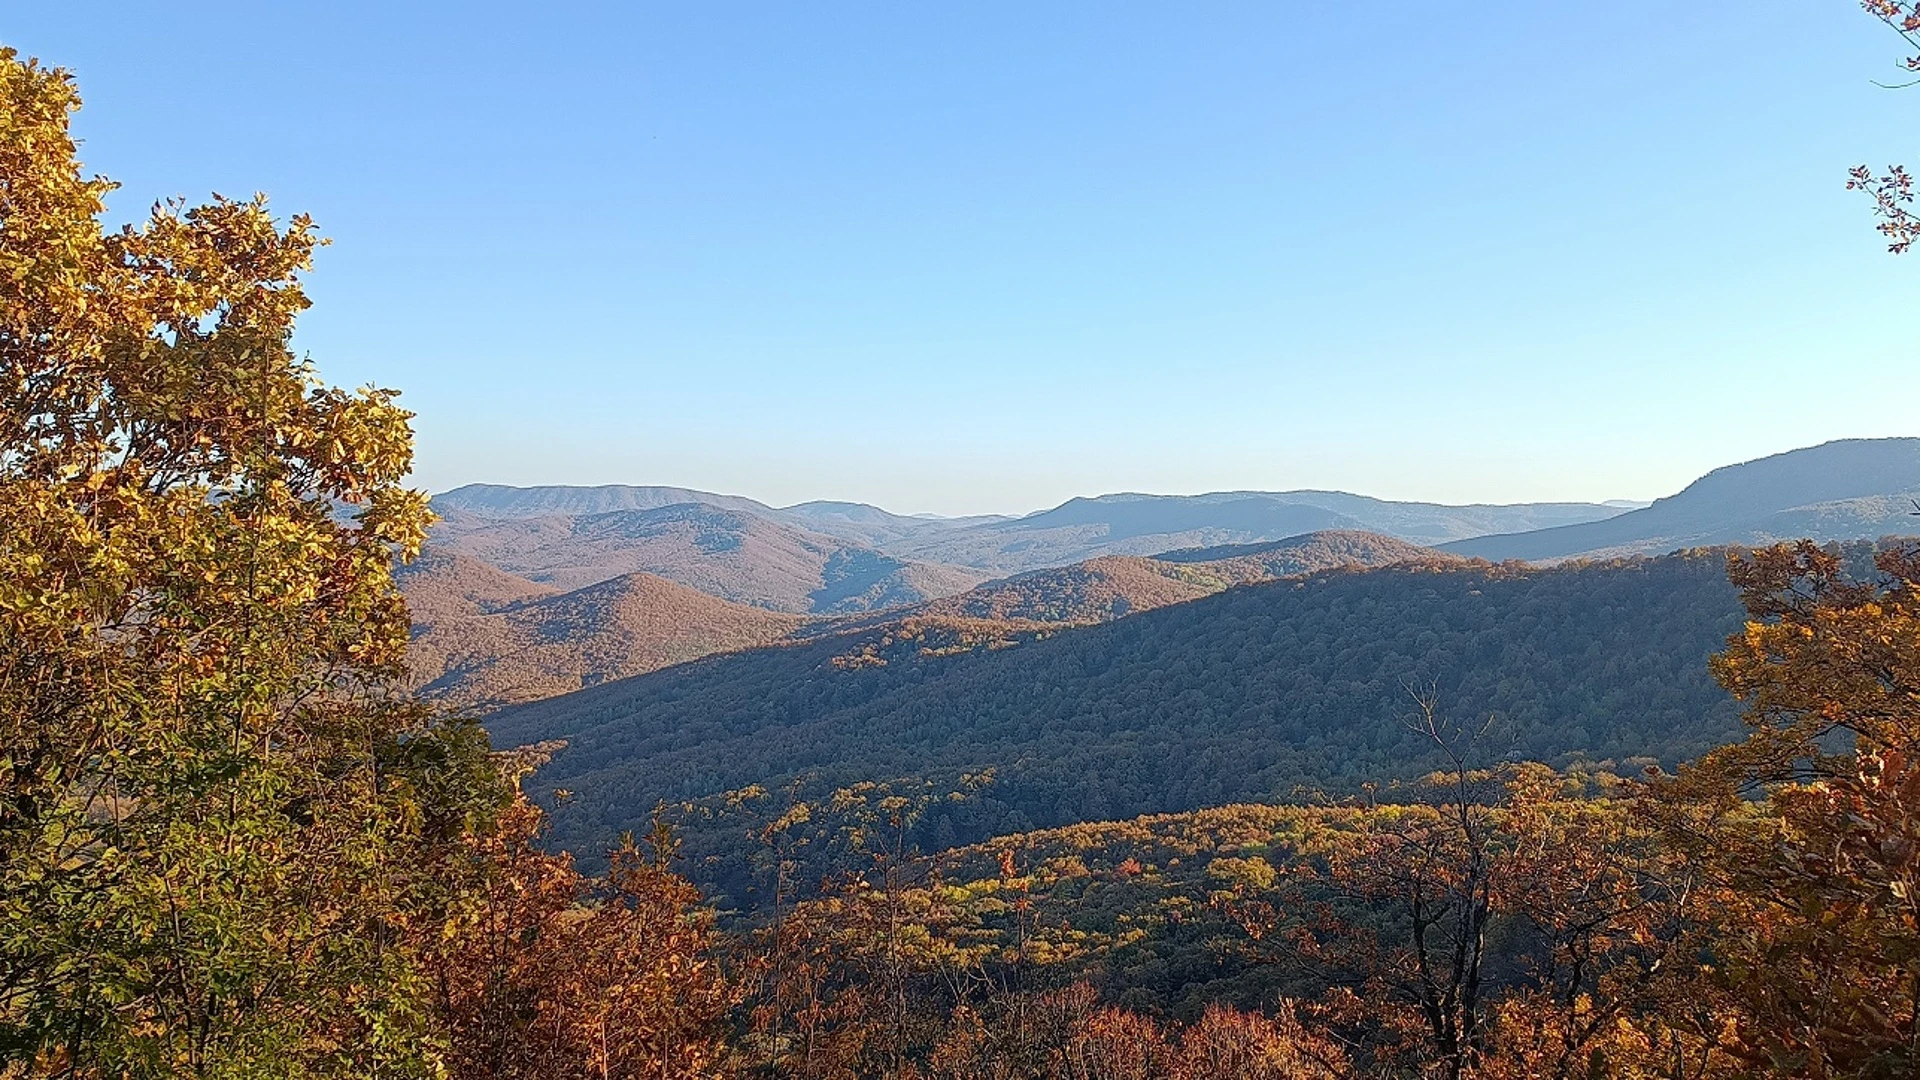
[1445,438,1920,562]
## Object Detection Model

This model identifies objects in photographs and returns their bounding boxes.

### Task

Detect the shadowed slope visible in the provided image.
[487,550,1752,871]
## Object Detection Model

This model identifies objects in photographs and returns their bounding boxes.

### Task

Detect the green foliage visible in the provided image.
[0,48,510,1076]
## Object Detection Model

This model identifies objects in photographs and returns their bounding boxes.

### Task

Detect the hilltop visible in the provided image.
[400,555,805,708]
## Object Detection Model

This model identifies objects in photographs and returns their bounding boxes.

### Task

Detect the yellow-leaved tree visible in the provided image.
[0,47,508,1077]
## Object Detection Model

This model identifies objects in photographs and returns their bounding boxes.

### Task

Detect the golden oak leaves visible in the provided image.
[1699,543,1920,787]
[1704,748,1920,1075]
[0,47,452,1077]
[1635,541,1920,1077]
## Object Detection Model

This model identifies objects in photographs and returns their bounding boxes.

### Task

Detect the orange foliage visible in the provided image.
[428,797,734,1079]
[924,985,1347,1080]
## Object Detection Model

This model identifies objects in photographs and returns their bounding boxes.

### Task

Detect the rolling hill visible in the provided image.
[406,530,1447,706]
[397,550,557,624]
[1444,438,1920,561]
[900,555,1227,625]
[484,548,1755,872]
[426,501,987,612]
[1154,529,1448,581]
[864,530,1454,628]
[400,557,805,708]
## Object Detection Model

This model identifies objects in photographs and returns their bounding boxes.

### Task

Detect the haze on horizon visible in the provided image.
[10,1,1915,517]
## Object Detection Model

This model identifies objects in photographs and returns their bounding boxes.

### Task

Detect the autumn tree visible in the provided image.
[926,983,1350,1080]
[1477,771,1725,1080]
[0,48,508,1076]
[735,779,983,1079]
[427,786,735,1080]
[1271,700,1506,1079]
[1659,541,1920,1077]
[1225,699,1722,1080]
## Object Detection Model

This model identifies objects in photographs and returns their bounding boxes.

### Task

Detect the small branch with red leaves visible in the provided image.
[1853,3,1920,252]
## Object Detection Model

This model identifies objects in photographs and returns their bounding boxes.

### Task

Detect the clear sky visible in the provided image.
[9,2,1916,515]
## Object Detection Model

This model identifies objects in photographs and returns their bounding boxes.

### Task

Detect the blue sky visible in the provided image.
[10,2,1916,515]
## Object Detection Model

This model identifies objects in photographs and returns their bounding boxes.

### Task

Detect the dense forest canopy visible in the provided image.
[398,527,1441,708]
[488,550,1756,888]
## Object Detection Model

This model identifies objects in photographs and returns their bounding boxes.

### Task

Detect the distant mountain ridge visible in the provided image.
[1445,438,1920,561]
[885,491,1630,572]
[435,437,1919,576]
[409,438,1920,709]
[432,484,1631,580]
[402,529,1449,706]
[436,484,1006,550]
[434,483,776,519]
[428,501,987,610]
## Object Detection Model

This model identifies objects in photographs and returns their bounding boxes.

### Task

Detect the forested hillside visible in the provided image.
[488,550,1752,877]
[404,528,1446,707]
[400,555,806,708]
[842,530,1448,628]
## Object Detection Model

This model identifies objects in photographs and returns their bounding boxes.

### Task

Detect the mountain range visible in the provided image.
[404,437,1920,708]
[405,530,1448,707]
[427,480,1637,591]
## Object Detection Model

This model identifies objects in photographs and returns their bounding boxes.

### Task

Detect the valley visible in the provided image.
[389,433,1920,1066]
[17,15,1918,1073]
